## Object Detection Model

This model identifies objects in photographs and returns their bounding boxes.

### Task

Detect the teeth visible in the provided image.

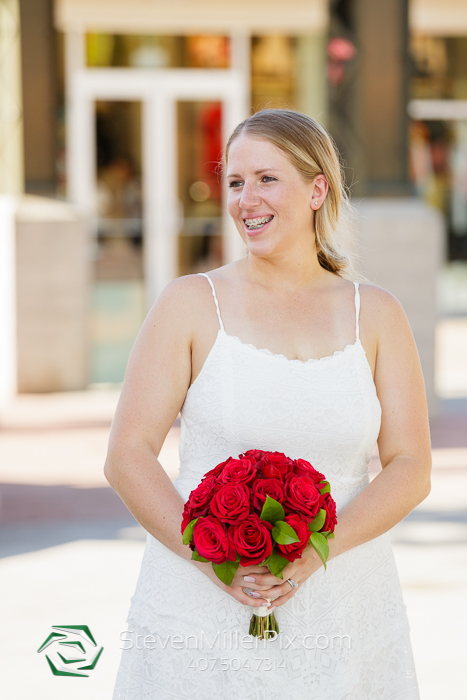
[245,216,273,230]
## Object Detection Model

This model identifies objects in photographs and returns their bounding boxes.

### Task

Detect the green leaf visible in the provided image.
[309,509,326,532]
[212,559,240,587]
[260,495,285,525]
[266,550,289,579]
[319,482,330,494]
[309,531,329,570]
[322,530,335,539]
[258,555,271,566]
[191,548,209,563]
[182,518,198,545]
[272,520,300,545]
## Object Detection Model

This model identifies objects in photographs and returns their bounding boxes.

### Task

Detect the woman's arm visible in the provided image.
[104,274,272,608]
[104,276,197,560]
[330,285,432,554]
[247,286,432,604]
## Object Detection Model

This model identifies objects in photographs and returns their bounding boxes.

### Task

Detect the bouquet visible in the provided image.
[181,450,337,640]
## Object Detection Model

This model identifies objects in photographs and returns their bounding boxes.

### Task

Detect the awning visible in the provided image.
[54,0,328,34]
[410,0,467,35]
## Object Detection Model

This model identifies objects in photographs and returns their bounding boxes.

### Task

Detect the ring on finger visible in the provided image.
[286,578,299,589]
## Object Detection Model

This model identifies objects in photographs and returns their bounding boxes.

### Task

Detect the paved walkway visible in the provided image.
[0,390,466,699]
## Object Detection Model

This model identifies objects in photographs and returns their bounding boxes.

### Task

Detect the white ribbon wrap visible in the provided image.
[253,598,273,617]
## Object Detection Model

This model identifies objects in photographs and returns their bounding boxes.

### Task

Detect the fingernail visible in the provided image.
[244,576,255,583]
[262,601,271,607]
[250,592,262,598]
[269,606,277,612]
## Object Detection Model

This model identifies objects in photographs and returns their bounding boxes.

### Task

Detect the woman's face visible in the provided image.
[226,134,326,259]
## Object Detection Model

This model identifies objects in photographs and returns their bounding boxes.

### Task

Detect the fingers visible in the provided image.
[264,582,299,608]
[235,588,274,608]
[240,573,284,589]
[238,565,269,575]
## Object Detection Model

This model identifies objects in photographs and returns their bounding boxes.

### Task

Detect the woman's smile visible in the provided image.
[243,214,274,235]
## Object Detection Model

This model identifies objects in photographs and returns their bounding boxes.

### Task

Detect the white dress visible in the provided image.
[113,273,420,700]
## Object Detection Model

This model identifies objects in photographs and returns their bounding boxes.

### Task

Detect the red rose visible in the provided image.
[228,514,273,566]
[252,478,286,512]
[293,458,326,485]
[320,491,338,533]
[241,449,265,467]
[192,516,235,564]
[284,476,321,520]
[210,483,251,524]
[276,514,311,562]
[203,457,232,480]
[181,501,194,538]
[188,477,218,518]
[219,458,257,485]
[258,451,294,480]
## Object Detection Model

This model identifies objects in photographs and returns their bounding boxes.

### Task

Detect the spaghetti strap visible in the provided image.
[198,273,224,331]
[354,281,361,341]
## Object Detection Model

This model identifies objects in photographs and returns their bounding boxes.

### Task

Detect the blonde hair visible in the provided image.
[224,109,356,277]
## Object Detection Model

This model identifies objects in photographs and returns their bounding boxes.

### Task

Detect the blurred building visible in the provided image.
[5,0,467,402]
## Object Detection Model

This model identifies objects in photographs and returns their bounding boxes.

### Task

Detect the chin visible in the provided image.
[243,239,277,258]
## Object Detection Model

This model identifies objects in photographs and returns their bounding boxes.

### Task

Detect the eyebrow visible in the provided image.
[227,168,281,178]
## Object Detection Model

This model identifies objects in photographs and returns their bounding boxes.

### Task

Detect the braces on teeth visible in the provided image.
[245,216,274,230]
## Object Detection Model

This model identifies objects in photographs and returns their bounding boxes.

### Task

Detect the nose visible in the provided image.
[239,182,260,209]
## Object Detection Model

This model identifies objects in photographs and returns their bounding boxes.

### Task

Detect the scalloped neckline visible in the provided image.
[219,328,362,365]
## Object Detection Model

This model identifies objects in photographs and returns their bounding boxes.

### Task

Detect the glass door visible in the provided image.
[90,99,146,384]
[69,67,247,384]
[177,100,224,275]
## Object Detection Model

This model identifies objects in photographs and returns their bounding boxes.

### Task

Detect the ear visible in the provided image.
[310,174,329,210]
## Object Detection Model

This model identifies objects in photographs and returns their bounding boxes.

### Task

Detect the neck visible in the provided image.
[241,242,328,291]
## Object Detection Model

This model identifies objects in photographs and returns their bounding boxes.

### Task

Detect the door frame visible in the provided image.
[68,68,248,303]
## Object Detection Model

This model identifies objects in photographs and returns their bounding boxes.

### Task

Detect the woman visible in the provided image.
[106,109,431,699]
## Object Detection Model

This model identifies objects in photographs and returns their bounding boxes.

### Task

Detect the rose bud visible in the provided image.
[210,482,251,524]
[252,478,286,512]
[276,514,311,562]
[219,458,257,485]
[284,476,321,520]
[228,514,273,566]
[320,491,338,532]
[192,516,235,564]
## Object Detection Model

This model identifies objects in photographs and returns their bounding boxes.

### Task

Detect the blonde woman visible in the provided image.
[107,109,431,699]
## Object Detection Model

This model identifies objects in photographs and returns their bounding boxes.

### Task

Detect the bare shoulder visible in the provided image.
[358,283,411,336]
[146,272,220,334]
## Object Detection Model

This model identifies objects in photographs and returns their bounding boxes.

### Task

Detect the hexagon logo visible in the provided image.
[37,625,104,677]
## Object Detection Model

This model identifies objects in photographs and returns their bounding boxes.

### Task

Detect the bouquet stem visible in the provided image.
[249,600,279,640]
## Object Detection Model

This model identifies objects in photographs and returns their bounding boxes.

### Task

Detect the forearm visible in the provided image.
[329,455,431,560]
[104,442,192,562]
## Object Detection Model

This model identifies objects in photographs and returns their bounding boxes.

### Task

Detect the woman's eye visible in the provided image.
[228,181,243,189]
[262,176,276,183]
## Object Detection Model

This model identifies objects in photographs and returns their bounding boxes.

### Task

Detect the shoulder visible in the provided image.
[359,283,408,324]
[144,269,233,346]
[358,283,414,350]
[149,273,217,324]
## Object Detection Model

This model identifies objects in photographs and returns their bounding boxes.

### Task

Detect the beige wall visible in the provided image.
[354,198,445,418]
[16,196,89,392]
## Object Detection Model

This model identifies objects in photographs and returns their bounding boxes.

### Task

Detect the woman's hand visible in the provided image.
[194,543,332,611]
[193,561,283,610]
[235,544,330,609]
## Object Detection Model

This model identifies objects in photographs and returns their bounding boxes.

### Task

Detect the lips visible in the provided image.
[244,215,274,230]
